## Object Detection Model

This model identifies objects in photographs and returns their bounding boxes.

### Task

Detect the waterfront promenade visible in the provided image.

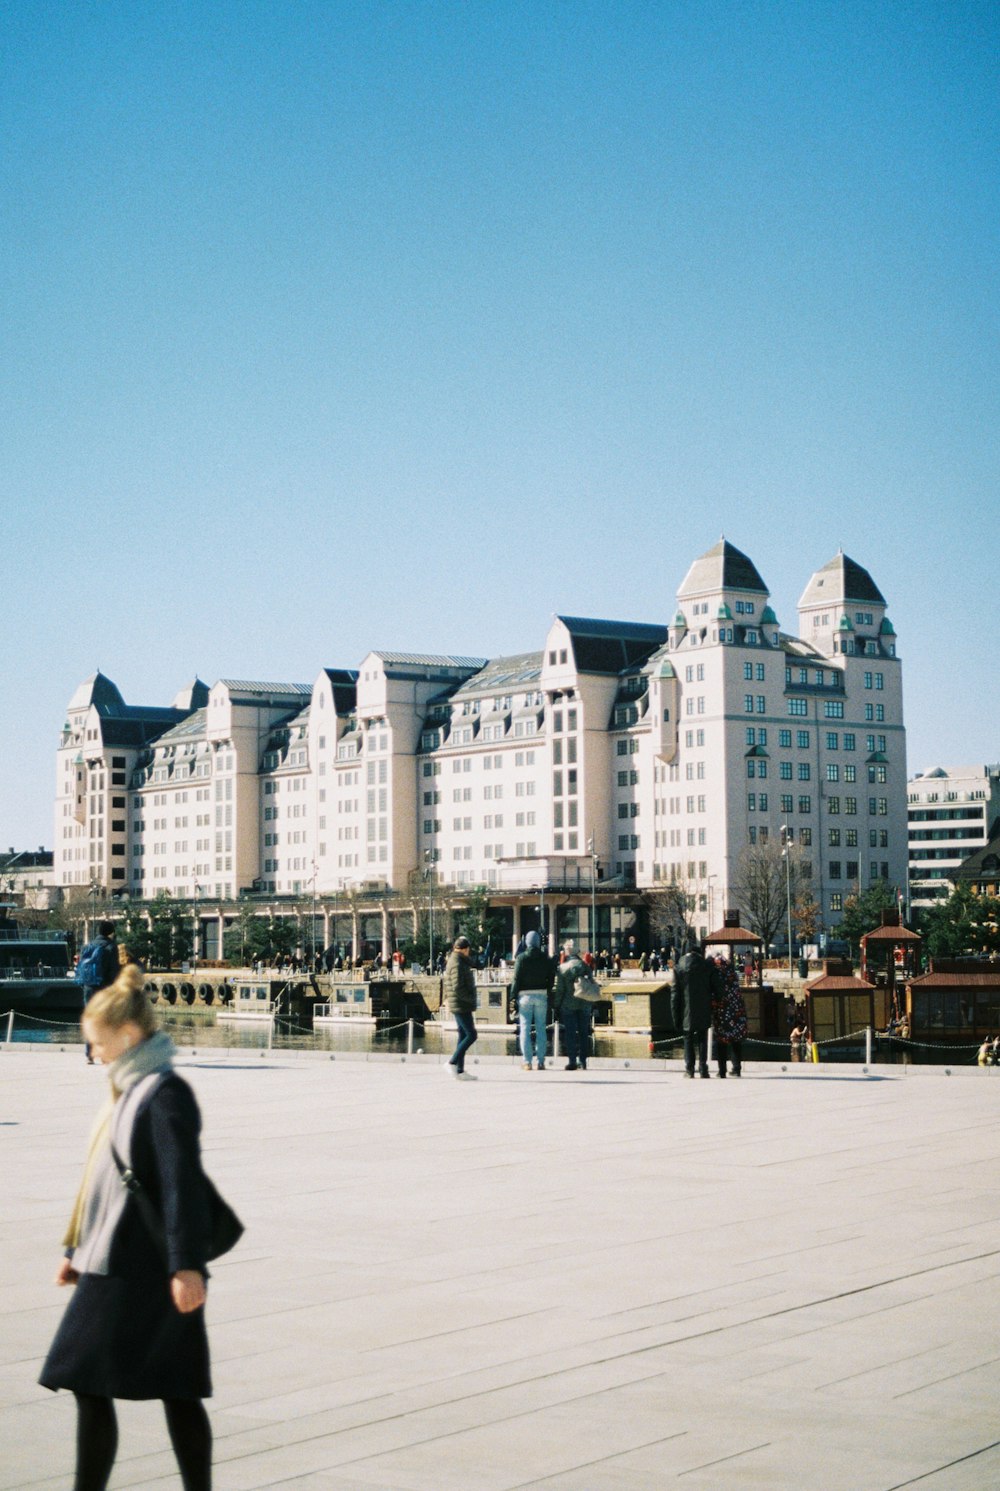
[3,1049,1000,1490]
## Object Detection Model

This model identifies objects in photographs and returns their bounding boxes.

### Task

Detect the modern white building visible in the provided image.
[53,540,907,950]
[907,764,1000,908]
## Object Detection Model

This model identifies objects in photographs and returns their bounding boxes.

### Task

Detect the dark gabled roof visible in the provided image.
[798,554,886,610]
[954,822,1000,882]
[321,669,358,717]
[557,617,669,674]
[676,540,769,599]
[68,672,127,714]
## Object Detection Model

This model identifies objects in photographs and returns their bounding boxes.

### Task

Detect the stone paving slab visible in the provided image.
[3,1049,1000,1489]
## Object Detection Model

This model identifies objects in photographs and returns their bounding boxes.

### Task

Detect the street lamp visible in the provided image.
[310,861,318,971]
[89,879,101,940]
[707,873,717,932]
[193,883,202,970]
[424,850,435,972]
[588,835,598,957]
[781,825,794,986]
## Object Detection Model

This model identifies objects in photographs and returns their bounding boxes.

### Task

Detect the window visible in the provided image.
[758,793,768,811]
[779,729,791,748]
[780,761,792,780]
[827,764,839,782]
[747,793,756,811]
[844,733,855,751]
[780,794,793,813]
[798,796,811,814]
[799,826,812,846]
[756,663,766,681]
[798,763,810,781]
[844,764,856,783]
[830,893,843,912]
[875,673,884,690]
[830,861,841,880]
[864,671,873,689]
[826,732,839,750]
[788,699,808,717]
[824,700,844,718]
[744,662,753,680]
[756,695,766,714]
[828,796,840,814]
[744,694,754,714]
[829,828,842,846]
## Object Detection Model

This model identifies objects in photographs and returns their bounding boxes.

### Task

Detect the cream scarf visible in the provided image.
[63,1031,176,1257]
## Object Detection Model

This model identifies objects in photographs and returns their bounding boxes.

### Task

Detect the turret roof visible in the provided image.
[676,539,768,599]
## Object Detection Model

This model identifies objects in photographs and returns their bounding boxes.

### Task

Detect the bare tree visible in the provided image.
[646,877,696,949]
[730,840,809,952]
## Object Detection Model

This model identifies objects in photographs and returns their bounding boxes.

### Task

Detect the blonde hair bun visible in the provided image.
[84,961,157,1035]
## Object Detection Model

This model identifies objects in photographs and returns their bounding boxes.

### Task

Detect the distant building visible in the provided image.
[53,540,907,953]
[907,765,1000,908]
[0,848,54,908]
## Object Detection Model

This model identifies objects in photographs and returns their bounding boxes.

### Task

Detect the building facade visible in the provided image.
[54,541,908,947]
[907,764,1000,908]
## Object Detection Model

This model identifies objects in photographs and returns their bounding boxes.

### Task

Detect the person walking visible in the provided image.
[671,938,722,1078]
[444,935,478,1080]
[510,930,554,1070]
[553,940,593,1072]
[40,962,215,1491]
[712,955,749,1077]
[76,919,121,1064]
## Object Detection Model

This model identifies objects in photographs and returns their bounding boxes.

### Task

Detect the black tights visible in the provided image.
[74,1392,211,1491]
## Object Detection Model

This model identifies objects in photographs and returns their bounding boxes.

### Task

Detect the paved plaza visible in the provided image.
[3,1046,1000,1490]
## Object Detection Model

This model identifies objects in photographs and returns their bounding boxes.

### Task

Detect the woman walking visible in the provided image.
[40,963,215,1491]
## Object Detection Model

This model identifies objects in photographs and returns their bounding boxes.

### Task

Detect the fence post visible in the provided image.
[707,1026,713,1065]
[407,1018,414,1055]
[865,1026,872,1067]
[552,1023,560,1060]
[5,1010,13,1047]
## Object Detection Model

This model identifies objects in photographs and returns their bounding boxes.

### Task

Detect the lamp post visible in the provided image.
[310,861,318,972]
[89,879,100,942]
[781,825,794,987]
[424,850,435,972]
[192,883,202,971]
[588,835,598,957]
[707,873,717,933]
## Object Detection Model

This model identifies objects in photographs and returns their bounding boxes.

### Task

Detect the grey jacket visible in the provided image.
[553,956,590,1016]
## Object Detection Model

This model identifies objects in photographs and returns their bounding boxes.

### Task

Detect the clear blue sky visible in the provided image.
[2,1,997,850]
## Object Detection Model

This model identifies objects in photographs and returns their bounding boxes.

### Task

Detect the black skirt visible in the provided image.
[40,1272,211,1401]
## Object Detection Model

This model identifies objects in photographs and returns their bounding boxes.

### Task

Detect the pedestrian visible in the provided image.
[553,940,593,1072]
[712,955,749,1078]
[75,919,121,1064]
[40,962,215,1491]
[671,938,722,1078]
[510,930,554,1070]
[444,936,478,1080]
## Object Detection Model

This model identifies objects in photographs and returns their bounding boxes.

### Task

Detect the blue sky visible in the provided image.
[2,1,997,849]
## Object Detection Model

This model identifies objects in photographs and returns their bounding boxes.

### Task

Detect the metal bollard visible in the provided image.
[707,1027,713,1065]
[552,1023,560,1060]
[865,1026,872,1067]
[5,1010,13,1047]
[407,1018,414,1055]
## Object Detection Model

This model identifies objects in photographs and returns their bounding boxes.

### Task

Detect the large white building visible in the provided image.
[54,540,907,952]
[907,764,1000,908]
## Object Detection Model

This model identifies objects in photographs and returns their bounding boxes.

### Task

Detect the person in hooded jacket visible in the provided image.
[671,938,723,1078]
[40,962,215,1491]
[510,930,554,1069]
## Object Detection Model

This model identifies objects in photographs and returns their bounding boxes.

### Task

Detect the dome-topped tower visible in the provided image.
[675,539,777,647]
[798,552,893,659]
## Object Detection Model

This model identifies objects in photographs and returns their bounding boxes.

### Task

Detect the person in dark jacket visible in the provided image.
[671,939,723,1078]
[41,963,215,1491]
[443,935,478,1079]
[77,919,120,1064]
[510,930,554,1070]
[553,940,592,1071]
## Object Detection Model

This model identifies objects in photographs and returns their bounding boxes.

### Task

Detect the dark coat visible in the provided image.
[78,935,119,993]
[509,947,554,997]
[671,949,722,1032]
[553,956,590,1016]
[443,950,477,1013]
[40,1073,212,1401]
